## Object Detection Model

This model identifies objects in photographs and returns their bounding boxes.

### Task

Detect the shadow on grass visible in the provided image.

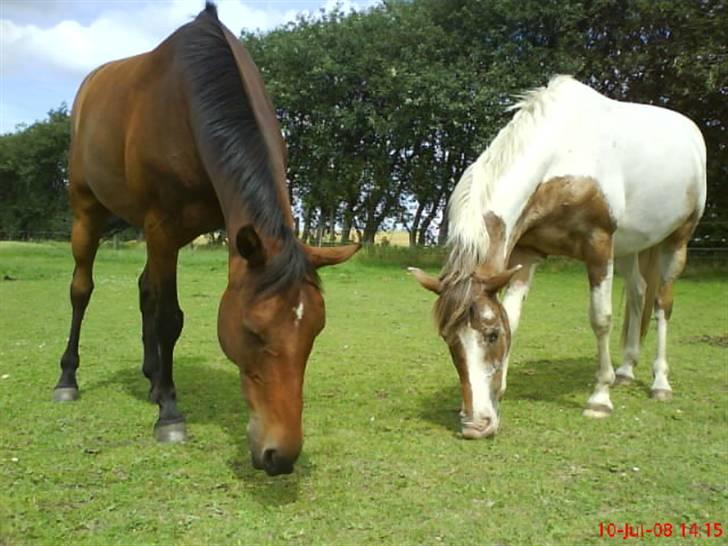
[418,356,597,434]
[507,357,594,405]
[89,355,310,505]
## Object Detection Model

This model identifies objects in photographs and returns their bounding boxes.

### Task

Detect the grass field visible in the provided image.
[1,242,726,545]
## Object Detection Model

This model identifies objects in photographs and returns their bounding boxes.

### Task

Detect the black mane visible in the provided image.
[179,3,317,296]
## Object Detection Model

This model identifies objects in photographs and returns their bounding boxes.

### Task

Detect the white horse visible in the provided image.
[410,75,706,438]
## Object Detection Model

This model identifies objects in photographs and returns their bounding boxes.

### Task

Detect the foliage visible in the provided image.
[1,242,726,544]
[0,106,71,239]
[244,0,727,247]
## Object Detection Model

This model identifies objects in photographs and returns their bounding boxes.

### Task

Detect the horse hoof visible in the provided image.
[154,421,187,443]
[651,389,672,401]
[583,404,612,419]
[53,387,79,402]
[613,374,633,386]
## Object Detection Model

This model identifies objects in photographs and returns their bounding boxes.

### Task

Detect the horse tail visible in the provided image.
[637,245,661,340]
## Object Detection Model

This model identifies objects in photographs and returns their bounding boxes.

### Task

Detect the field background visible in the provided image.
[1,242,726,545]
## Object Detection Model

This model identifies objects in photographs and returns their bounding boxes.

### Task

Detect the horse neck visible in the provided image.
[488,137,553,255]
[448,123,555,279]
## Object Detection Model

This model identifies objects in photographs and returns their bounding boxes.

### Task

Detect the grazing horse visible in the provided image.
[54,3,359,475]
[410,75,706,438]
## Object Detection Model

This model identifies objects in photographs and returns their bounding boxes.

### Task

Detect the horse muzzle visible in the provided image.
[251,447,294,476]
[461,416,499,439]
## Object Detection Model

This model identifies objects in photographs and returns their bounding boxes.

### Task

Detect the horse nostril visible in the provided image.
[261,448,294,476]
[263,448,276,467]
[461,416,496,439]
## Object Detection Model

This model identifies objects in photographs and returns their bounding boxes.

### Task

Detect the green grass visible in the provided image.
[1,242,726,545]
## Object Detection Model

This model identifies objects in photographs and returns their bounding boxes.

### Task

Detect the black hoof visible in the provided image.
[154,420,187,443]
[53,387,79,402]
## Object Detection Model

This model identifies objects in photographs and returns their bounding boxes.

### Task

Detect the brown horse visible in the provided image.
[54,2,359,476]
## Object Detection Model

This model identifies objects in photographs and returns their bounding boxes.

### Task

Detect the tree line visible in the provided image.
[1,0,725,247]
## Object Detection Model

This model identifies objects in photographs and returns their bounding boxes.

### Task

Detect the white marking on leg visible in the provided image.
[458,325,498,435]
[651,309,672,393]
[585,261,615,416]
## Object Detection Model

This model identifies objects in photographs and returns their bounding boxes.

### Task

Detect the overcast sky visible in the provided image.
[0,0,378,134]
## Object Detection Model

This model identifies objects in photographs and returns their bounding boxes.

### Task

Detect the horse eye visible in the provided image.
[485,331,499,343]
[243,323,265,345]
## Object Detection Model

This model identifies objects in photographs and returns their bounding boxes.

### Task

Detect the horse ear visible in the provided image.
[235,225,266,268]
[304,243,361,269]
[473,265,522,294]
[408,267,442,295]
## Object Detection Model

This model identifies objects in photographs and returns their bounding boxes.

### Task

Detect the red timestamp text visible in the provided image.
[598,521,724,539]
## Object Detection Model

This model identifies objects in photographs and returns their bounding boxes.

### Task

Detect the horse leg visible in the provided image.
[145,225,186,442]
[614,254,645,385]
[583,237,616,418]
[498,247,541,399]
[138,264,160,401]
[650,243,687,400]
[54,196,109,401]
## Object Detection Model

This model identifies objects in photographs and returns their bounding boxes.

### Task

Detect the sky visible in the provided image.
[0,0,379,134]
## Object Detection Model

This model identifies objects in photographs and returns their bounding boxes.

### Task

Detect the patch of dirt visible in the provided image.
[686,334,728,348]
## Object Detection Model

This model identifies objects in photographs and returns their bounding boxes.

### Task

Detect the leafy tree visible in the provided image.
[0,105,71,238]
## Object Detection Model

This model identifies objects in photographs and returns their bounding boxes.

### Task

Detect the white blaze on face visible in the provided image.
[458,324,498,427]
[293,301,304,322]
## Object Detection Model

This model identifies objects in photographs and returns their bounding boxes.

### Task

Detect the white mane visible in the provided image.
[443,75,576,278]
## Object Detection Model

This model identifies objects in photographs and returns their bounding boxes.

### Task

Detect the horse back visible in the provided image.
[69,31,219,233]
[538,89,706,256]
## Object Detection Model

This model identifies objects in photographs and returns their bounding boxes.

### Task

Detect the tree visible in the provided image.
[0,105,71,238]
[243,0,725,247]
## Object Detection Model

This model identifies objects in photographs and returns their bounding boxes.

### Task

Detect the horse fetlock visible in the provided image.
[614,363,635,385]
[584,386,613,418]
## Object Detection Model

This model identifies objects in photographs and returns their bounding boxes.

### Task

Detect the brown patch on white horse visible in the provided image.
[513,176,616,271]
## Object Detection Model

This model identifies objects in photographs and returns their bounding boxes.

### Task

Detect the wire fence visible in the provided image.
[1,229,727,250]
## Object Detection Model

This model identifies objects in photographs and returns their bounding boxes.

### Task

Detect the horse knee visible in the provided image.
[70,274,94,308]
[589,310,612,336]
[157,306,184,344]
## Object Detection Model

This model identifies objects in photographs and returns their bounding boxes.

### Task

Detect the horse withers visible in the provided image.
[55,3,359,475]
[410,75,706,438]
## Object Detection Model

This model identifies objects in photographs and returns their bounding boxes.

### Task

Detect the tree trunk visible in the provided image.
[328,206,337,243]
[408,200,426,247]
[341,207,355,243]
[362,226,377,244]
[438,213,449,246]
[302,206,313,244]
[315,207,325,247]
[418,190,446,246]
